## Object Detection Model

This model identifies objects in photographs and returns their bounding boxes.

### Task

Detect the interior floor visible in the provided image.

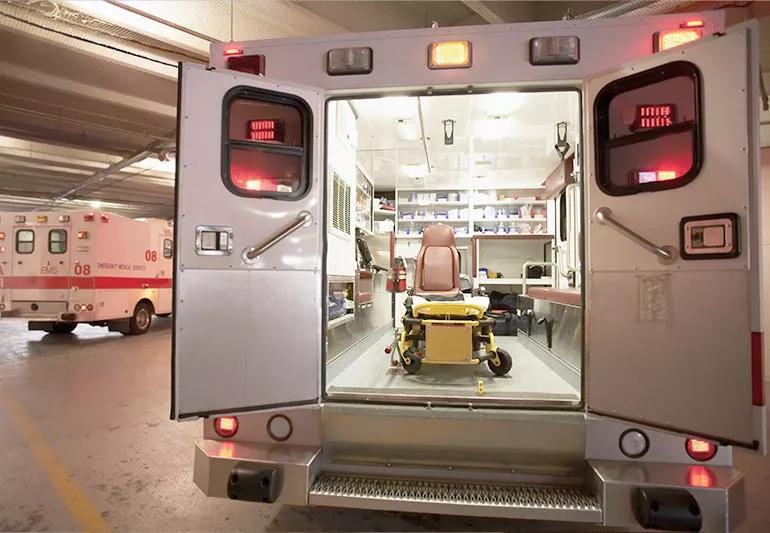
[327,330,579,404]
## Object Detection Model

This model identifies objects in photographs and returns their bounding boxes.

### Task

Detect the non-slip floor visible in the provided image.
[328,331,580,403]
[0,318,768,532]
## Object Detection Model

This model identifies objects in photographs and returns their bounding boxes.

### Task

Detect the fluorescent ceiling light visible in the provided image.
[477,92,526,115]
[376,96,417,117]
[397,119,419,141]
[401,164,428,178]
[89,200,102,209]
[475,115,512,140]
[132,156,177,174]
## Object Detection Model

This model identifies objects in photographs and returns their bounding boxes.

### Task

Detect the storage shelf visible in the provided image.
[473,199,546,206]
[476,277,554,286]
[474,217,547,223]
[398,218,468,223]
[399,201,466,207]
[373,208,396,216]
[328,314,354,330]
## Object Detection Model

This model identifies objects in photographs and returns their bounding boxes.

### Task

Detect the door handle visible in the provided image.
[243,211,313,261]
[593,207,677,265]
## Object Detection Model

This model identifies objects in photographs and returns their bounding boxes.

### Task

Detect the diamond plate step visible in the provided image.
[309,472,602,523]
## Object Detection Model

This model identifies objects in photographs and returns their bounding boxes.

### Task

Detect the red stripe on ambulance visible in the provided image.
[0,276,172,290]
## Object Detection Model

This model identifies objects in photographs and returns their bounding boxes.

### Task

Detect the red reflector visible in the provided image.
[682,20,705,28]
[223,47,243,56]
[83,213,95,222]
[214,416,239,438]
[752,332,764,406]
[655,29,702,52]
[685,438,717,462]
[0,304,5,311]
[687,465,716,488]
[100,214,109,223]
[86,304,93,311]
[227,55,264,76]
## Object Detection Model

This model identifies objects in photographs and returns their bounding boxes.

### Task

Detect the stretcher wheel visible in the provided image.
[401,349,422,374]
[488,348,512,376]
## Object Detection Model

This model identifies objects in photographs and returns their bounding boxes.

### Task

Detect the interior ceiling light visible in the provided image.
[477,92,525,115]
[476,115,512,140]
[397,119,419,141]
[401,164,428,178]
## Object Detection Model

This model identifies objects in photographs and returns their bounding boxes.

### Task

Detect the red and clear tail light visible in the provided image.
[214,416,239,438]
[685,438,718,462]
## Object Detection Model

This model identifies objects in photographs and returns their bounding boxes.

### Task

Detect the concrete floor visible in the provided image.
[0,317,768,533]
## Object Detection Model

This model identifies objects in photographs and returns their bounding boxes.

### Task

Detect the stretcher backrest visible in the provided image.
[414,224,460,295]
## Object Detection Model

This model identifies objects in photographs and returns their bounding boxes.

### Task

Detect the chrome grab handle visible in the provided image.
[593,207,677,265]
[521,261,557,295]
[243,211,312,261]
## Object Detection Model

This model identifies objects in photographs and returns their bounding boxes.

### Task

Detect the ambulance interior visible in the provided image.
[325,91,582,406]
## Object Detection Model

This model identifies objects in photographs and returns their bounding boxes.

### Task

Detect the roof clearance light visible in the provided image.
[429,40,472,70]
[84,213,95,222]
[227,54,265,76]
[685,438,718,462]
[214,416,239,438]
[36,215,48,223]
[223,46,243,56]
[654,29,702,52]
[327,47,373,76]
[529,36,580,65]
[682,20,705,28]
[58,215,70,222]
[14,215,26,223]
[0,231,5,240]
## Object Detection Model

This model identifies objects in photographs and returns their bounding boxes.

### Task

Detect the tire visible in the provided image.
[51,322,77,334]
[488,348,513,376]
[126,301,153,335]
[401,349,423,375]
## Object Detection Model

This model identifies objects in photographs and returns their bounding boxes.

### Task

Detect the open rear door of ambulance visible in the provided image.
[585,25,765,449]
[173,63,323,419]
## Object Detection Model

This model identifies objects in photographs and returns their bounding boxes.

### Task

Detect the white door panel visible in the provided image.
[174,63,323,418]
[585,29,760,446]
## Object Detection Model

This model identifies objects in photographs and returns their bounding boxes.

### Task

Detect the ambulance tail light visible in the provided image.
[681,20,704,28]
[214,416,239,438]
[685,439,717,462]
[428,41,471,69]
[223,46,243,56]
[654,29,702,52]
[327,47,373,76]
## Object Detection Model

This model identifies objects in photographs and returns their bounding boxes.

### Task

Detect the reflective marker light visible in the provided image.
[37,215,48,223]
[15,215,26,223]
[227,55,265,76]
[529,36,580,65]
[327,47,373,76]
[654,28,702,52]
[223,46,243,56]
[0,231,5,240]
[58,215,70,222]
[429,41,472,69]
[686,438,718,461]
[214,416,239,438]
[77,231,89,239]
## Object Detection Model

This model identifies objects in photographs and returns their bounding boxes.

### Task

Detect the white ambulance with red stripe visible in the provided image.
[0,211,172,334]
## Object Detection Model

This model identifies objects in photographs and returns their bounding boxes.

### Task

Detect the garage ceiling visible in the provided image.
[0,0,767,218]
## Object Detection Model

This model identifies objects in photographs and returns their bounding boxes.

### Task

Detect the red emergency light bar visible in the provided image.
[633,104,676,130]
[227,54,265,76]
[681,20,704,28]
[654,28,702,52]
[223,46,243,56]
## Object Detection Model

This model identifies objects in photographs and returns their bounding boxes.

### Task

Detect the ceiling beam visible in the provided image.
[459,1,506,24]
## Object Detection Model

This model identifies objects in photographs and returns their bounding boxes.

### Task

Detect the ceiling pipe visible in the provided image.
[572,0,657,19]
[103,0,220,43]
[459,0,506,24]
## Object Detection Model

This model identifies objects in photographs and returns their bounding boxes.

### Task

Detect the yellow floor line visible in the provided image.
[0,389,110,533]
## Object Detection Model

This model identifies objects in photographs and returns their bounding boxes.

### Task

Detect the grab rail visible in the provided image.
[243,211,312,261]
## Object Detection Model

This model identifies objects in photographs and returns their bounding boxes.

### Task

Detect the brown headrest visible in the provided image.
[421,224,456,247]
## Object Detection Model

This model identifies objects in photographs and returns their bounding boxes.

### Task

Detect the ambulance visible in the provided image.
[0,211,172,334]
[173,11,765,532]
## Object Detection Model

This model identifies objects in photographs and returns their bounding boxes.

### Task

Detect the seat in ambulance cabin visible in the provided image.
[413,224,464,302]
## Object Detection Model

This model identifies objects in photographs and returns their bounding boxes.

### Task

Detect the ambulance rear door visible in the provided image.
[584,26,764,448]
[12,221,70,301]
[173,63,323,419]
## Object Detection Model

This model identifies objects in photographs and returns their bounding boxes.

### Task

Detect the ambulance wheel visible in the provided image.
[126,302,153,335]
[51,322,77,334]
[488,349,512,376]
[401,349,422,374]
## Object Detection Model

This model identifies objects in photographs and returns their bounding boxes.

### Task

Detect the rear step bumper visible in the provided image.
[309,472,601,523]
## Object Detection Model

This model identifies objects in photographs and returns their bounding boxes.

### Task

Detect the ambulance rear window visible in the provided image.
[595,61,701,196]
[49,229,67,254]
[222,87,311,199]
[16,229,34,254]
